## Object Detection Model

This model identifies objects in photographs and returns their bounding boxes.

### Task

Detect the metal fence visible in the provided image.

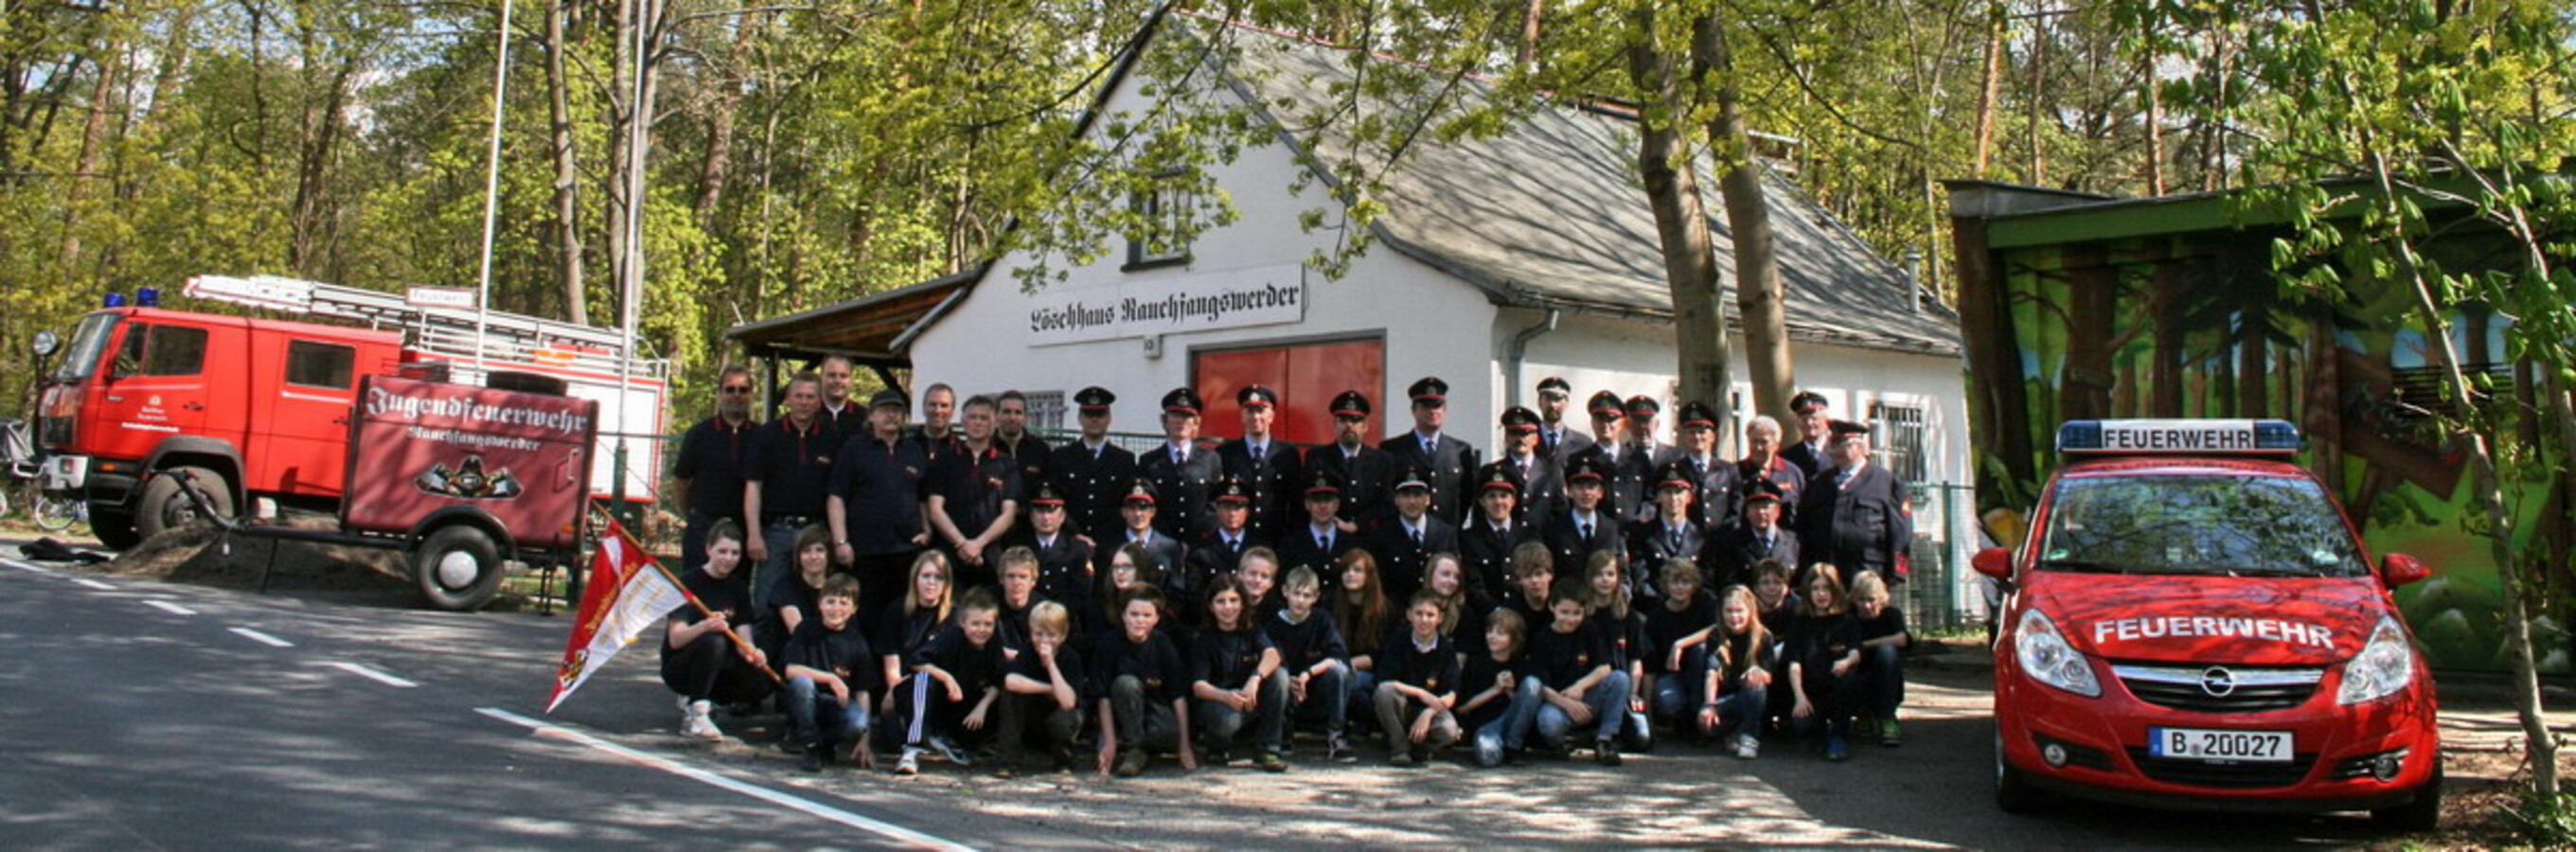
[1905,482,1995,634]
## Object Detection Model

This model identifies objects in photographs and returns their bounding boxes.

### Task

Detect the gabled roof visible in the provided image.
[1211,27,1960,357]
[723,265,984,364]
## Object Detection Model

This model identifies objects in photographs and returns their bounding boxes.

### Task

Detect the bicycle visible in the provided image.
[2,417,84,534]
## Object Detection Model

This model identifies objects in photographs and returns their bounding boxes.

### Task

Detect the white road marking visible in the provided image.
[229,627,294,648]
[144,600,198,616]
[1,559,51,574]
[323,661,418,688]
[475,707,972,851]
[70,577,114,591]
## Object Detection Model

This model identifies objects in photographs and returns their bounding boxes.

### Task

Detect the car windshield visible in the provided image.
[2036,473,2367,577]
[52,312,118,382]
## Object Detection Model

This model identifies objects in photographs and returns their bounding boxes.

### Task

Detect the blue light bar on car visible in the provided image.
[2057,418,2302,455]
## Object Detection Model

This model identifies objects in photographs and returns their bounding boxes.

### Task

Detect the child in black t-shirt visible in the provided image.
[876,551,954,727]
[1191,574,1290,772]
[781,575,876,772]
[1238,548,1286,622]
[1506,580,1627,766]
[994,600,1088,774]
[1850,571,1910,747]
[1093,586,1196,777]
[994,548,1043,655]
[1751,559,1800,637]
[1266,565,1355,763]
[1423,553,1489,647]
[1643,558,1720,736]
[1782,565,1863,761]
[1699,584,1778,760]
[1373,591,1462,766]
[1464,608,1524,767]
[662,519,773,740]
[1580,550,1651,753]
[891,589,1004,775]
[1499,541,1555,632]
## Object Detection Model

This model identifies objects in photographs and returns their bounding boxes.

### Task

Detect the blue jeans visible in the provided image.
[1195,670,1292,753]
[1344,667,1378,735]
[757,521,802,612]
[785,675,871,750]
[1701,675,1768,738]
[1506,671,1631,749]
[1473,715,1513,767]
[1292,660,1352,737]
[1651,650,1709,724]
[1858,643,1906,718]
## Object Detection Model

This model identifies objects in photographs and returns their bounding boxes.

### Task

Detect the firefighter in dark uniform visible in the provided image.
[1704,478,1799,592]
[1365,464,1459,604]
[1535,376,1592,462]
[1494,405,1562,524]
[1668,399,1737,528]
[672,364,756,575]
[1277,469,1359,586]
[1459,460,1539,605]
[1181,476,1269,611]
[1217,383,1301,543]
[742,371,838,610]
[1139,387,1223,540]
[995,390,1052,505]
[1798,420,1913,587]
[1048,386,1137,541]
[827,388,931,620]
[1609,395,1673,525]
[1628,458,1709,600]
[1013,480,1095,620]
[1304,390,1394,528]
[1098,478,1188,582]
[1378,376,1480,525]
[1781,390,1834,483]
[927,394,1023,591]
[1543,453,1626,581]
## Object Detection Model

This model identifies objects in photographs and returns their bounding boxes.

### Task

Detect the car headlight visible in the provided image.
[2338,616,2416,704]
[2016,609,2101,698]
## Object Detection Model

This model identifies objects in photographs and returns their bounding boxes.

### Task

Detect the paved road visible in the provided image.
[0,537,2447,849]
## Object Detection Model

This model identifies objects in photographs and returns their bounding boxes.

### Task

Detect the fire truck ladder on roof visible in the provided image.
[182,274,666,382]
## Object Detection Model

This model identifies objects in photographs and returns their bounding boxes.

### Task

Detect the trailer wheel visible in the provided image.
[136,467,233,542]
[416,524,506,612]
[92,510,142,550]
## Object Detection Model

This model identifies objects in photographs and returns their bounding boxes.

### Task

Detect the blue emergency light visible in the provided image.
[135,286,158,307]
[103,292,125,308]
[2057,418,2301,455]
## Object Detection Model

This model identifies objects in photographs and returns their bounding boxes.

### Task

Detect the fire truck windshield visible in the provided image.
[2036,474,2369,578]
[53,312,118,382]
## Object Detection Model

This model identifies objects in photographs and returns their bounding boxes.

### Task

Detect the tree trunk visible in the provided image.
[1625,8,1730,418]
[2364,151,2554,796]
[693,11,759,231]
[1518,0,1544,73]
[1693,11,1785,424]
[1972,4,2003,178]
[59,44,120,272]
[2142,48,2165,195]
[546,0,589,325]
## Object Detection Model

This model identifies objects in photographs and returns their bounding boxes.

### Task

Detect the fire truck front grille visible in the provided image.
[2112,664,2321,714]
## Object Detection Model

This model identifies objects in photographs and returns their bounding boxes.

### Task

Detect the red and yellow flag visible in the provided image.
[546,520,691,713]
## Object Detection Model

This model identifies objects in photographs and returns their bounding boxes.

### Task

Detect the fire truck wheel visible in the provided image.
[416,525,505,612]
[93,511,142,550]
[136,467,233,542]
[2372,761,2442,831]
[1994,723,2045,814]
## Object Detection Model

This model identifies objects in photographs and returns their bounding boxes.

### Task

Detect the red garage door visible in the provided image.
[1195,338,1384,446]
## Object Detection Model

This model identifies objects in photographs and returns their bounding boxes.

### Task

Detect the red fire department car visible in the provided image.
[1975,418,2441,828]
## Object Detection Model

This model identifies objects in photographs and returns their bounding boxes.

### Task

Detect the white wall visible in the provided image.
[908,67,1498,448]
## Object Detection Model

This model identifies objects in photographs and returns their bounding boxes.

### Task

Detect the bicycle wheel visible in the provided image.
[33,494,86,535]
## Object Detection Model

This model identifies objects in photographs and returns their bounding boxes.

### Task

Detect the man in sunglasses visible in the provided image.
[673,364,758,574]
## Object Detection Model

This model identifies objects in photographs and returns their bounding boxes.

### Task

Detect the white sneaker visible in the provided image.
[1733,734,1760,760]
[896,748,923,775]
[684,701,723,740]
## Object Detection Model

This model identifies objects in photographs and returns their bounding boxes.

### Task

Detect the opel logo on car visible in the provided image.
[2200,666,2238,698]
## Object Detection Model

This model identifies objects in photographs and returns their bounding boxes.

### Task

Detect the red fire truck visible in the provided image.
[31,275,666,608]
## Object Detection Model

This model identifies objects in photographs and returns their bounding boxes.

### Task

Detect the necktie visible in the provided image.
[1425,438,1436,456]
[1412,526,1424,546]
[1252,444,1264,464]
[1670,527,1683,551]
[1579,520,1592,541]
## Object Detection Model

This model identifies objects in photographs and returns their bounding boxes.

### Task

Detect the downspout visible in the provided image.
[1503,308,1562,409]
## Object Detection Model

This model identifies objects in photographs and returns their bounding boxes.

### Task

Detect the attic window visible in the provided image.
[1125,169,1193,270]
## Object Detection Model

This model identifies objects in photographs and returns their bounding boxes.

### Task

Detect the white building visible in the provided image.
[731,19,1967,488]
